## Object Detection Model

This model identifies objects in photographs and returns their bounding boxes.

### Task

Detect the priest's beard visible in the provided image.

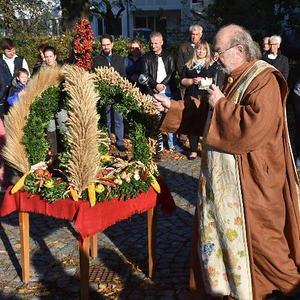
[219,64,231,74]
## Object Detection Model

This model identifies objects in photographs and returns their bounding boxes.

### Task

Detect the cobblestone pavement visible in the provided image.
[0,158,201,300]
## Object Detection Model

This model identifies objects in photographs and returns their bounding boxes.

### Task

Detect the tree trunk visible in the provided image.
[61,0,90,32]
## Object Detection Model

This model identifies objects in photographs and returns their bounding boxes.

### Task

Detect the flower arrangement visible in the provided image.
[3,65,161,207]
[73,19,94,70]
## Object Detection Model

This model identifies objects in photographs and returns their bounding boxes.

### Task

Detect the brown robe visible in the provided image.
[161,60,300,299]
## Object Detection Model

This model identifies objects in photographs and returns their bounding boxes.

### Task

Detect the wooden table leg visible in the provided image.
[79,237,90,300]
[19,212,30,283]
[90,234,98,258]
[147,207,157,278]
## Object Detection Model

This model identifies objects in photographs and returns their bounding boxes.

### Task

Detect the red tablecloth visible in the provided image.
[0,177,175,242]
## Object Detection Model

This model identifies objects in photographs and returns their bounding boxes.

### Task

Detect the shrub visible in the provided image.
[0,33,151,73]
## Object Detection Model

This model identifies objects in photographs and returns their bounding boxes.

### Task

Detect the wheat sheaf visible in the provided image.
[61,65,102,196]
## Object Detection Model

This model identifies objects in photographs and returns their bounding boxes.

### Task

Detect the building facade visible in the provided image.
[90,0,210,43]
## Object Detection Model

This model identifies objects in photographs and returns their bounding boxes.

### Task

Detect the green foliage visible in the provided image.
[96,81,142,115]
[0,0,54,36]
[0,33,151,73]
[0,34,74,73]
[129,122,151,165]
[95,81,152,167]
[24,173,68,203]
[95,175,151,202]
[23,86,63,166]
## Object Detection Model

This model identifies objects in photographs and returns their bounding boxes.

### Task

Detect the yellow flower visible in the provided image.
[226,229,238,242]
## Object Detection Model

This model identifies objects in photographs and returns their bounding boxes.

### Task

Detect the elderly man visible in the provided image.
[177,24,203,145]
[154,24,300,300]
[177,24,203,78]
[262,35,289,80]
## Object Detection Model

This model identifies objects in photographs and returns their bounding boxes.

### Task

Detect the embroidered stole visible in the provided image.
[197,60,275,300]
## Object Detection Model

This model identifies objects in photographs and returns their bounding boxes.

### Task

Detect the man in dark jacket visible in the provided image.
[0,38,30,118]
[141,31,182,153]
[177,25,203,79]
[93,34,127,152]
[176,25,203,145]
[262,35,289,80]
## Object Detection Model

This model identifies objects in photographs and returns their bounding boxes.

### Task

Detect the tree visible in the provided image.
[90,0,133,36]
[0,0,54,36]
[195,0,300,41]
[60,0,90,32]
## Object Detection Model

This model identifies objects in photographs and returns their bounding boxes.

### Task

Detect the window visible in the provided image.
[135,17,147,28]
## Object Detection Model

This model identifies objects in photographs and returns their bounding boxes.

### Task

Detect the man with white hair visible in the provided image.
[262,35,289,80]
[177,24,203,79]
[176,24,203,145]
[153,24,300,300]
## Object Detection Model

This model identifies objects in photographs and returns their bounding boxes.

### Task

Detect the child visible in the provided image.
[7,68,29,106]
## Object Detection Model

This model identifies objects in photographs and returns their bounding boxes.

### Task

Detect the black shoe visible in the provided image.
[188,156,196,160]
[117,145,128,152]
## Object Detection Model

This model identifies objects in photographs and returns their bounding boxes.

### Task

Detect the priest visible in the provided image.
[153,24,300,300]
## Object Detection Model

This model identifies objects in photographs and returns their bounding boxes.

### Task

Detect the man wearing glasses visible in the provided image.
[153,24,300,300]
[92,34,127,152]
[262,35,289,80]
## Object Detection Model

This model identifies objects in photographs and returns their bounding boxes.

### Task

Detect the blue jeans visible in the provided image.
[157,91,179,149]
[167,132,179,149]
[105,105,124,147]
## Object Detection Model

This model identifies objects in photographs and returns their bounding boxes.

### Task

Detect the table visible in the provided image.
[0,179,175,300]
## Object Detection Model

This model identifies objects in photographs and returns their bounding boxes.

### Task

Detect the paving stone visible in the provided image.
[0,158,201,299]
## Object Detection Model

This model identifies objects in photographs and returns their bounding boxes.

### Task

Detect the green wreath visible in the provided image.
[3,65,161,205]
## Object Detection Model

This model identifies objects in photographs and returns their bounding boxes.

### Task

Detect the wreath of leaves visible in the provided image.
[20,67,158,203]
[22,85,64,166]
[95,81,152,167]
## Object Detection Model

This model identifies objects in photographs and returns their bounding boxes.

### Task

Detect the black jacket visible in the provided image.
[177,41,195,78]
[0,55,23,102]
[262,52,289,80]
[140,49,176,94]
[181,61,225,98]
[0,55,24,117]
[92,52,126,78]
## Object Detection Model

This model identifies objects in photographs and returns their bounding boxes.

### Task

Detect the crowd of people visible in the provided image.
[0,28,297,160]
[0,24,299,299]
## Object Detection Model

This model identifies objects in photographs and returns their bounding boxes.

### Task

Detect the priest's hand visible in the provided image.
[153,94,171,113]
[207,84,225,108]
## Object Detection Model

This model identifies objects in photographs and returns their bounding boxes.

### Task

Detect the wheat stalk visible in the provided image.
[62,65,101,196]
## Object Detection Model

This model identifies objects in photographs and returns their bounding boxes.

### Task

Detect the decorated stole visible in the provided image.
[197,60,274,300]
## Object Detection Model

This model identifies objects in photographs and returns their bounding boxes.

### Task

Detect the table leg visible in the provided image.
[147,207,157,278]
[79,237,90,300]
[90,234,98,258]
[19,212,30,283]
